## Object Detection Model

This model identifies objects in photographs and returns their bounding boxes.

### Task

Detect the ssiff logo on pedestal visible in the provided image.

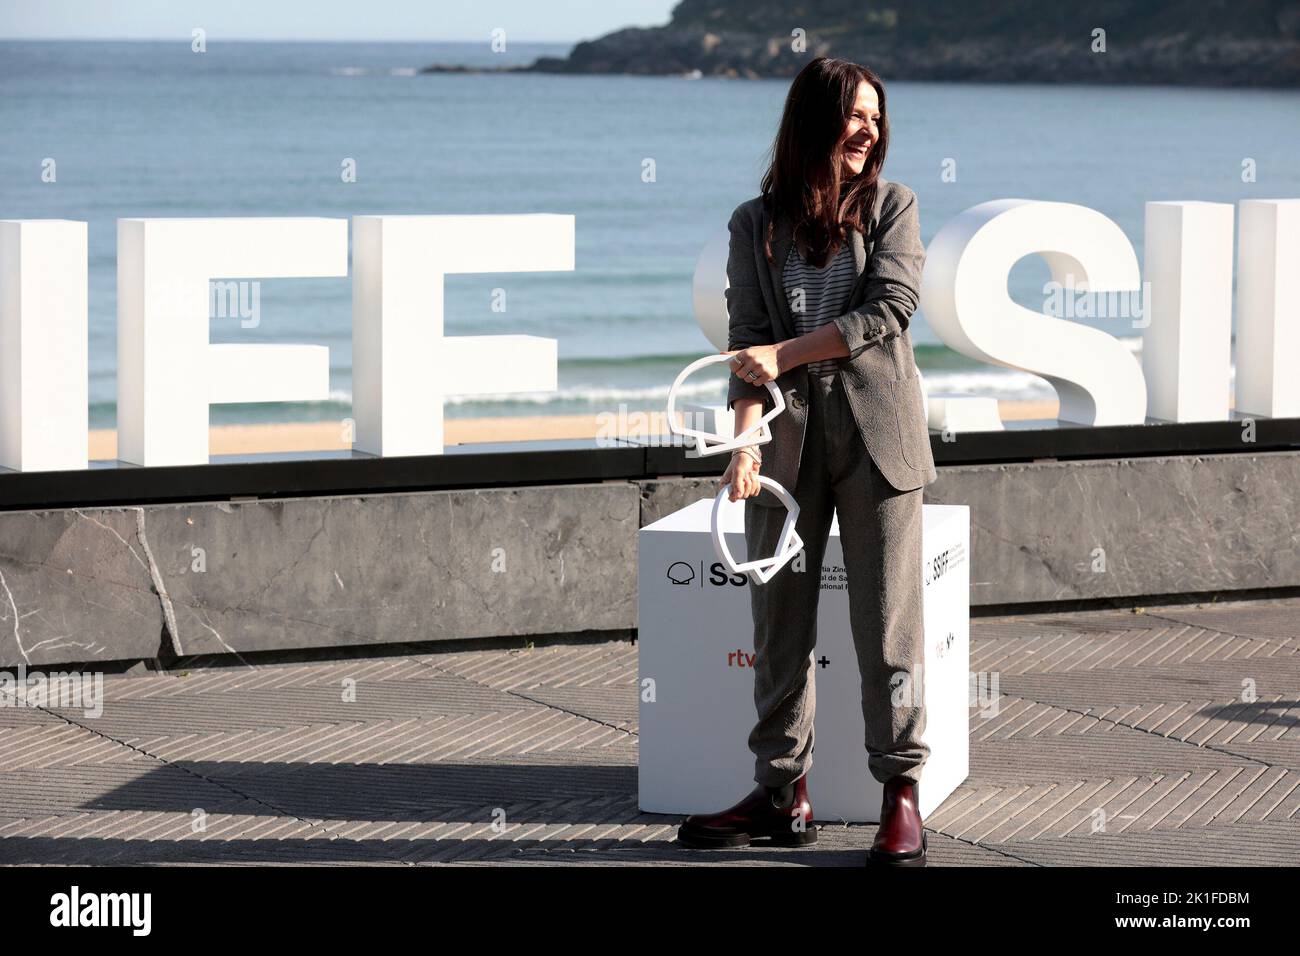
[666,560,747,588]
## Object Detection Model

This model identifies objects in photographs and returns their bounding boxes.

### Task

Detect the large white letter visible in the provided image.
[351,215,571,457]
[0,219,88,472]
[1142,201,1235,422]
[1234,199,1300,419]
[921,199,1145,426]
[691,226,729,350]
[117,218,346,466]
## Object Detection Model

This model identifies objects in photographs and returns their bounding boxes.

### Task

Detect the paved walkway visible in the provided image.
[1,597,1297,865]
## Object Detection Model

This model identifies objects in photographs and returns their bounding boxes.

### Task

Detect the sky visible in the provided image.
[0,0,679,42]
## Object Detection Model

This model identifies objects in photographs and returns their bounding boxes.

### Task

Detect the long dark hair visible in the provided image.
[759,56,889,268]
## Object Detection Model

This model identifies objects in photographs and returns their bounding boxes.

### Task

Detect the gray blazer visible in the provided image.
[725,178,937,506]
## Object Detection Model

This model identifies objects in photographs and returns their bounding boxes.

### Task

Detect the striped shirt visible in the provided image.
[782,240,857,377]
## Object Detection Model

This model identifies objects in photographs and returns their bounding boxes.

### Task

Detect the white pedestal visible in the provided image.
[638,499,970,823]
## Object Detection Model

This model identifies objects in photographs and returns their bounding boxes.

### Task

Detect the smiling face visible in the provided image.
[840,80,881,178]
[761,58,889,260]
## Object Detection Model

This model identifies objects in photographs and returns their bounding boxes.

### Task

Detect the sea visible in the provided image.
[2,40,1298,428]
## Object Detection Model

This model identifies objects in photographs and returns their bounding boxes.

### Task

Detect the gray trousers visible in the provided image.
[744,371,929,787]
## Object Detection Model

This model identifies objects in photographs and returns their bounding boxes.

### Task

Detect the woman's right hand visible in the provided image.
[721,451,762,502]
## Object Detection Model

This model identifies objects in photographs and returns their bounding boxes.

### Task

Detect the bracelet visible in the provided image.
[733,446,762,466]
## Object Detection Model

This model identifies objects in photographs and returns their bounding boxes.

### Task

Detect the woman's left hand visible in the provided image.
[726,344,782,387]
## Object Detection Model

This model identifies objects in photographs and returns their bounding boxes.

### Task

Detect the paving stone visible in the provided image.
[1,597,1297,866]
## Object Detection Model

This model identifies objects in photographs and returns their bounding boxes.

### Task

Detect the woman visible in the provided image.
[676,56,937,866]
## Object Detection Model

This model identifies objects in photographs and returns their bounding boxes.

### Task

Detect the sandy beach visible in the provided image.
[86,399,1061,459]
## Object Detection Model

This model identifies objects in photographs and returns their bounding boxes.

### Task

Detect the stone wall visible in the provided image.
[2,450,1296,668]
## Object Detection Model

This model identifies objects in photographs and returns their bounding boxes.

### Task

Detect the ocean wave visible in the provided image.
[442,377,728,405]
[85,344,1238,417]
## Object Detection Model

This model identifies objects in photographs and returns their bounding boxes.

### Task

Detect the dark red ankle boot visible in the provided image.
[867,777,927,866]
[676,775,817,849]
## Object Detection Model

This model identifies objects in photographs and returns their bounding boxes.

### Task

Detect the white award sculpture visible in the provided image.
[666,353,803,585]
[711,476,804,586]
[665,352,784,456]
